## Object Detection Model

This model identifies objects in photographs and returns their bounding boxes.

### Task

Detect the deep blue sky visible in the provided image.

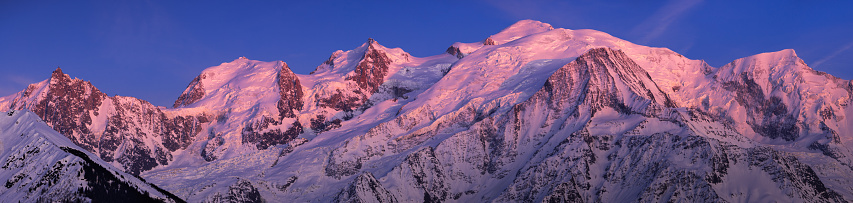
[2,1,852,107]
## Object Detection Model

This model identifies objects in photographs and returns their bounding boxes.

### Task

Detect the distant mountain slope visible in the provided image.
[0,110,184,202]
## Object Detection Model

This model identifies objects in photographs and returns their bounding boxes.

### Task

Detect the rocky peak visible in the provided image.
[311,39,398,76]
[43,67,104,102]
[360,38,395,57]
[350,38,393,93]
[483,38,496,45]
[52,66,64,76]
[446,45,465,59]
[357,38,383,54]
[6,68,211,175]
[50,67,71,84]
[313,39,396,113]
[560,47,676,113]
[277,62,303,119]
[29,68,108,149]
[173,73,206,108]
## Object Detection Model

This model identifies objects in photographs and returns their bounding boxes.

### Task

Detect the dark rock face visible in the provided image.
[722,74,799,141]
[241,116,304,150]
[399,147,451,202]
[543,182,585,203]
[445,45,464,59]
[275,176,298,192]
[324,53,337,66]
[277,63,304,119]
[161,114,205,152]
[350,39,392,94]
[173,73,206,108]
[483,38,496,45]
[114,139,157,176]
[317,90,365,112]
[335,172,398,203]
[746,147,845,201]
[201,136,224,162]
[310,114,341,133]
[207,179,264,203]
[389,86,413,100]
[325,154,364,180]
[498,127,842,202]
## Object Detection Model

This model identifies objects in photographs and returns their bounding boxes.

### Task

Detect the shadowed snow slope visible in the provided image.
[0,110,183,202]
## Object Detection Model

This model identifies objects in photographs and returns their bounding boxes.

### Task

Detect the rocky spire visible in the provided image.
[51,67,68,82]
[352,38,392,93]
[173,73,206,108]
[277,62,304,119]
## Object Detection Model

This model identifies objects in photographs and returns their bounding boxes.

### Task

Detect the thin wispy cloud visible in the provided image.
[812,40,853,68]
[630,0,702,44]
[0,74,37,97]
[4,75,36,87]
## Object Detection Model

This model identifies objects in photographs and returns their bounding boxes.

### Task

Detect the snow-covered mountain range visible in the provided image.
[2,20,853,202]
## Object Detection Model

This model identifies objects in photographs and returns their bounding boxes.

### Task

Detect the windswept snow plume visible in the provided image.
[2,20,853,202]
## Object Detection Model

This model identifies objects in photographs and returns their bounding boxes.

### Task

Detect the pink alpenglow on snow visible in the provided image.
[1,20,852,202]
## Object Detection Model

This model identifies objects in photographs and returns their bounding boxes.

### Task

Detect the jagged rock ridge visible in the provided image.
[0,68,204,175]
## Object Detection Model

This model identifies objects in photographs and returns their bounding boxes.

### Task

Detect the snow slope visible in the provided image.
[0,110,183,202]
